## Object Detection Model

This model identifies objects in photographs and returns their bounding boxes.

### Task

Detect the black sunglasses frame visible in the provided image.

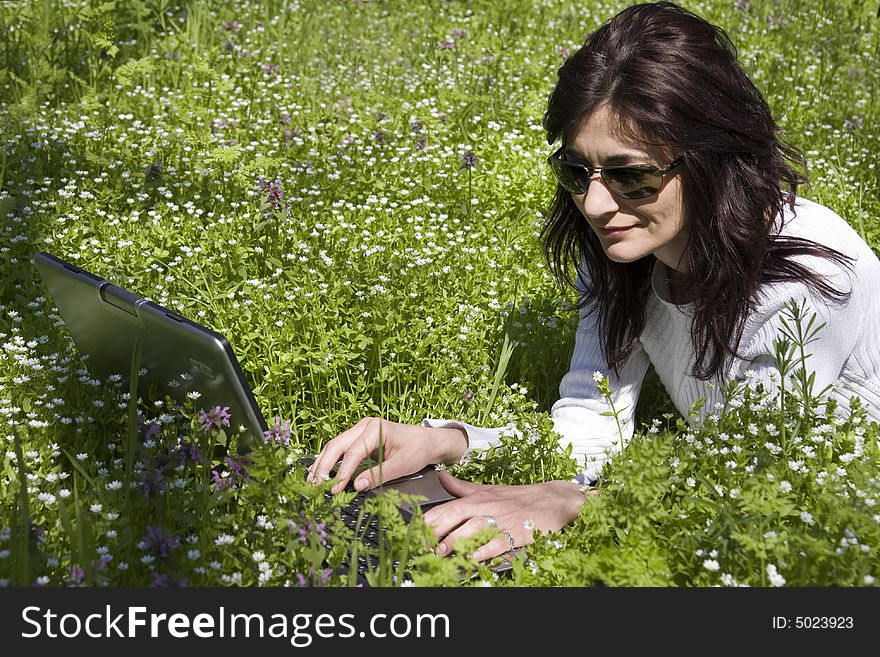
[547,147,686,200]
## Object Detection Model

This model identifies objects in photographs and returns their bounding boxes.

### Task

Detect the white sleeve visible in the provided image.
[733,273,865,404]
[550,299,650,482]
[423,295,650,484]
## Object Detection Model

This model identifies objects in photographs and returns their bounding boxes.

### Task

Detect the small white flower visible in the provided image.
[523,519,536,532]
[799,511,814,525]
[767,563,786,587]
[37,492,56,505]
[186,390,201,400]
[106,480,123,491]
[703,559,720,571]
[592,371,604,384]
[864,575,875,585]
[90,503,103,513]
[779,480,792,493]
[215,534,234,546]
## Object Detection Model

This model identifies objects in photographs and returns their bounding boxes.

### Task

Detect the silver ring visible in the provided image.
[485,515,497,529]
[501,530,515,552]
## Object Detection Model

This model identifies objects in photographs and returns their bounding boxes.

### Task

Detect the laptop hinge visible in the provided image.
[100,282,139,316]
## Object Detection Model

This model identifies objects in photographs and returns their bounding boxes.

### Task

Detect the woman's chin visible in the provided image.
[602,246,646,264]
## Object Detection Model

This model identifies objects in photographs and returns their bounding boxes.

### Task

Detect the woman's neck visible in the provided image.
[665,265,692,305]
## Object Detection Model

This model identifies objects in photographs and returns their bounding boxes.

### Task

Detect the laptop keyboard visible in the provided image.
[295,459,520,584]
[322,489,403,582]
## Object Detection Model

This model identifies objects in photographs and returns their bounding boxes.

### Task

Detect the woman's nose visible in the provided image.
[576,174,620,219]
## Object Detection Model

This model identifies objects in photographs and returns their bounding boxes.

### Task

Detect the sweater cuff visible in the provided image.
[420,418,516,462]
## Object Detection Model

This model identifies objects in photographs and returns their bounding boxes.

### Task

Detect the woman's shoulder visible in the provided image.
[780,196,875,261]
[745,196,879,339]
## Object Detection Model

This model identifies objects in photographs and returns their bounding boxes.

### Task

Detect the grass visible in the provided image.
[0,0,878,587]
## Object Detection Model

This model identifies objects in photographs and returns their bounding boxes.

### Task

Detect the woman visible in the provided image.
[308,2,880,563]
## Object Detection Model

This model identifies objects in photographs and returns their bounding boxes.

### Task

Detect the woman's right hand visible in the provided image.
[306,417,468,495]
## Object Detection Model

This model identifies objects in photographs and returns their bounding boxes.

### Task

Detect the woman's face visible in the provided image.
[567,104,690,271]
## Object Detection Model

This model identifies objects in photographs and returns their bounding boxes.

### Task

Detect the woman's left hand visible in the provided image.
[422,471,590,562]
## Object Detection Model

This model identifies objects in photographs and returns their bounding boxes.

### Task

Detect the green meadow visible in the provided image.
[1,0,878,586]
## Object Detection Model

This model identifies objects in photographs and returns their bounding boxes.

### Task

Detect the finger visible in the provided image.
[332,424,384,493]
[437,470,487,497]
[351,455,412,493]
[434,516,489,557]
[423,497,488,539]
[309,417,374,483]
[467,533,516,564]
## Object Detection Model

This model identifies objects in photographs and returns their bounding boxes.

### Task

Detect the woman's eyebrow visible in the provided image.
[564,147,651,164]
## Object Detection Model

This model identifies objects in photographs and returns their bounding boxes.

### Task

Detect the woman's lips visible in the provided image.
[599,225,637,238]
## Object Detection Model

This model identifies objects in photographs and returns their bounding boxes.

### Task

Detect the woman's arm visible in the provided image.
[424,298,651,483]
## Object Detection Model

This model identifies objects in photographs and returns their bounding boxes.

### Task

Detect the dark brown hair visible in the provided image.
[541,1,851,380]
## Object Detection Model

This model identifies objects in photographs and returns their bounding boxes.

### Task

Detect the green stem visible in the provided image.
[12,425,31,586]
[124,335,143,513]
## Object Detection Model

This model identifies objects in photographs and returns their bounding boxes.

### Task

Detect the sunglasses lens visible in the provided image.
[549,158,589,194]
[602,167,662,199]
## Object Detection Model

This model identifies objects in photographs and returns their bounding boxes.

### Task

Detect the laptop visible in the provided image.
[34,251,520,578]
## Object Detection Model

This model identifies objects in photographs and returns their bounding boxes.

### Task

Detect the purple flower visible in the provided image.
[198,405,231,431]
[69,565,85,585]
[223,20,240,33]
[150,571,170,587]
[171,437,202,465]
[287,511,327,546]
[294,566,333,587]
[459,150,478,168]
[257,177,284,214]
[409,121,424,133]
[450,28,466,39]
[734,0,751,11]
[263,416,292,445]
[415,137,427,150]
[558,47,571,58]
[263,63,279,76]
[462,390,475,403]
[141,468,167,497]
[211,455,252,491]
[372,130,387,143]
[143,525,180,559]
[439,39,455,50]
[146,162,162,181]
[844,117,863,131]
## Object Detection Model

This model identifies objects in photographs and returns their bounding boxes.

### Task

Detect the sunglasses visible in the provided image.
[547,147,685,200]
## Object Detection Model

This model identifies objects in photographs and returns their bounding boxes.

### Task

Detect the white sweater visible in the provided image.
[423,197,880,482]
